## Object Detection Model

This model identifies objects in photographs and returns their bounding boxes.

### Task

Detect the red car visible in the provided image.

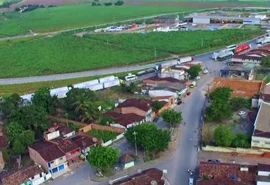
[187,92,191,96]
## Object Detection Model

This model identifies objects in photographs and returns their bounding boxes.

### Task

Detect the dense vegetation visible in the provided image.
[0,29,261,78]
[0,5,198,37]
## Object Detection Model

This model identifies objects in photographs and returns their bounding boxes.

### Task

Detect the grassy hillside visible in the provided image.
[0,5,199,37]
[0,29,262,78]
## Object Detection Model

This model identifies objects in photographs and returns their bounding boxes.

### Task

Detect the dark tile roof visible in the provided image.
[50,137,79,153]
[253,130,270,138]
[113,168,164,185]
[117,99,153,112]
[1,165,43,185]
[197,179,253,185]
[29,141,65,162]
[120,154,134,163]
[143,76,180,83]
[104,112,145,127]
[58,126,74,136]
[258,163,270,172]
[199,162,257,185]
[71,135,96,150]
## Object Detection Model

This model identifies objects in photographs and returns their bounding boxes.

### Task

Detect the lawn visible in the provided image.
[87,129,119,142]
[0,29,262,78]
[0,5,200,37]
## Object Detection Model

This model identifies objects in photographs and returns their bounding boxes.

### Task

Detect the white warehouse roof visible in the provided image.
[184,15,260,22]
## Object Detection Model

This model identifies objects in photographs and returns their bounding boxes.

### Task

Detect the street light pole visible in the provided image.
[133,132,138,156]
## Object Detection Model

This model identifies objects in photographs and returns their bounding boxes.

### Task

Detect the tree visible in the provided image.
[214,125,235,147]
[120,83,136,93]
[7,122,25,141]
[205,99,232,121]
[125,123,171,155]
[152,101,164,112]
[261,56,270,67]
[231,133,250,148]
[104,2,112,6]
[8,105,49,138]
[32,87,59,114]
[209,87,232,101]
[0,93,23,118]
[161,110,182,127]
[87,146,119,172]
[114,0,124,5]
[1,148,11,162]
[99,116,113,125]
[230,97,250,111]
[12,140,25,155]
[19,130,35,146]
[92,2,97,6]
[188,65,202,79]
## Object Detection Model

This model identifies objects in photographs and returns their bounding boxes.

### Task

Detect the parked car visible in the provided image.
[238,111,246,116]
[189,178,194,185]
[177,100,182,105]
[208,159,220,163]
[187,92,191,96]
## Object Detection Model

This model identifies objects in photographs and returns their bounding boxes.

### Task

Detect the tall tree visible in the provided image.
[12,140,25,155]
[0,93,23,118]
[87,146,119,172]
[205,99,232,121]
[231,133,250,148]
[125,123,171,155]
[230,97,250,111]
[7,122,25,141]
[214,125,235,147]
[32,87,59,114]
[161,110,183,127]
[188,65,202,79]
[19,130,35,146]
[209,87,232,101]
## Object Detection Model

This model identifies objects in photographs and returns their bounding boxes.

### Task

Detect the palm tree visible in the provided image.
[79,102,100,123]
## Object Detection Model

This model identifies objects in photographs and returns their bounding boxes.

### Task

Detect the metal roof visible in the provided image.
[184,15,260,21]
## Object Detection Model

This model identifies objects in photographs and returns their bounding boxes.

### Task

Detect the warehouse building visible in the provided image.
[184,15,261,25]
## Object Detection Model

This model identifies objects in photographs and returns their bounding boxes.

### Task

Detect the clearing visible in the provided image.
[0,29,261,78]
[211,77,263,98]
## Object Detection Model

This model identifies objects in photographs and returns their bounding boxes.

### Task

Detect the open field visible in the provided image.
[0,5,199,37]
[87,29,261,53]
[0,34,167,78]
[0,29,261,78]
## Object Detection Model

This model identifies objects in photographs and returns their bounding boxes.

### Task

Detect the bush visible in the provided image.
[214,125,235,147]
[230,97,250,111]
[92,2,97,6]
[104,2,112,6]
[115,0,124,6]
[231,133,250,148]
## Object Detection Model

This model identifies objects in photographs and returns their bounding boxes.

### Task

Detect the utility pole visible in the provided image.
[201,38,204,47]
[206,83,211,97]
[133,131,138,156]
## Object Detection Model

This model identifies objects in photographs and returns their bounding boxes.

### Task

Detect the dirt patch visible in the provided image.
[125,0,256,8]
[211,77,263,98]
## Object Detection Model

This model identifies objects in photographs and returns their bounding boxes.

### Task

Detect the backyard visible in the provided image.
[87,129,119,142]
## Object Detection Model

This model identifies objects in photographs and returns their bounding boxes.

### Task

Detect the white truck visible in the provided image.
[212,51,234,61]
[225,44,237,52]
[257,36,270,45]
[125,73,137,81]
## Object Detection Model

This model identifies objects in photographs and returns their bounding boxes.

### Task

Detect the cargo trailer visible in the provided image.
[103,79,120,88]
[234,44,250,54]
[89,83,104,91]
[73,79,99,88]
[99,76,116,83]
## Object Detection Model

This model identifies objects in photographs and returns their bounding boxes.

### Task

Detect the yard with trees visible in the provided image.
[188,65,202,79]
[161,110,183,128]
[125,123,171,158]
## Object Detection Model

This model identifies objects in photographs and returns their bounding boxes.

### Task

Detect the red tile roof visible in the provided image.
[1,165,43,185]
[104,111,145,127]
[71,135,96,150]
[197,179,252,185]
[50,137,79,153]
[117,99,153,112]
[29,141,65,162]
[113,168,164,185]
[120,154,134,163]
[199,162,256,185]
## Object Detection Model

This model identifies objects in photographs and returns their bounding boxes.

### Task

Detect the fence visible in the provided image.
[202,145,270,157]
[79,123,125,134]
[46,115,88,127]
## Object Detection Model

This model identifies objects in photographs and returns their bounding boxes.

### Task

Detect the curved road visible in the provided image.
[0,37,258,85]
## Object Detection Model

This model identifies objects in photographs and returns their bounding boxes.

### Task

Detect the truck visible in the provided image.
[177,56,194,64]
[125,73,137,81]
[216,51,234,61]
[99,76,116,83]
[225,44,237,52]
[234,44,250,54]
[103,79,120,88]
[257,36,270,45]
[88,83,104,91]
[155,60,178,72]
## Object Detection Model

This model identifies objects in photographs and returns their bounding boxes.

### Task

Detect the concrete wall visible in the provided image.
[115,107,146,117]
[46,115,87,127]
[251,136,270,149]
[80,123,125,134]
[28,147,49,172]
[258,171,270,176]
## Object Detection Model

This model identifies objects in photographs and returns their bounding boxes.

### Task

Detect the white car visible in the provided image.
[189,178,194,185]
[238,111,246,116]
[203,69,208,74]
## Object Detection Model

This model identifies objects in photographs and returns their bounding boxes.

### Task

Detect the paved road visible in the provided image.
[0,38,259,85]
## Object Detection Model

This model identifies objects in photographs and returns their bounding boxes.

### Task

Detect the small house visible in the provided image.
[120,154,135,169]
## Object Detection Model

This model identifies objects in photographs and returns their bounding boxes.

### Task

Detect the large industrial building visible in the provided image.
[184,15,261,25]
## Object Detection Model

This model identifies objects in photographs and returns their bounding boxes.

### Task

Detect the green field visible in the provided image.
[0,5,199,37]
[0,29,261,78]
[87,29,261,53]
